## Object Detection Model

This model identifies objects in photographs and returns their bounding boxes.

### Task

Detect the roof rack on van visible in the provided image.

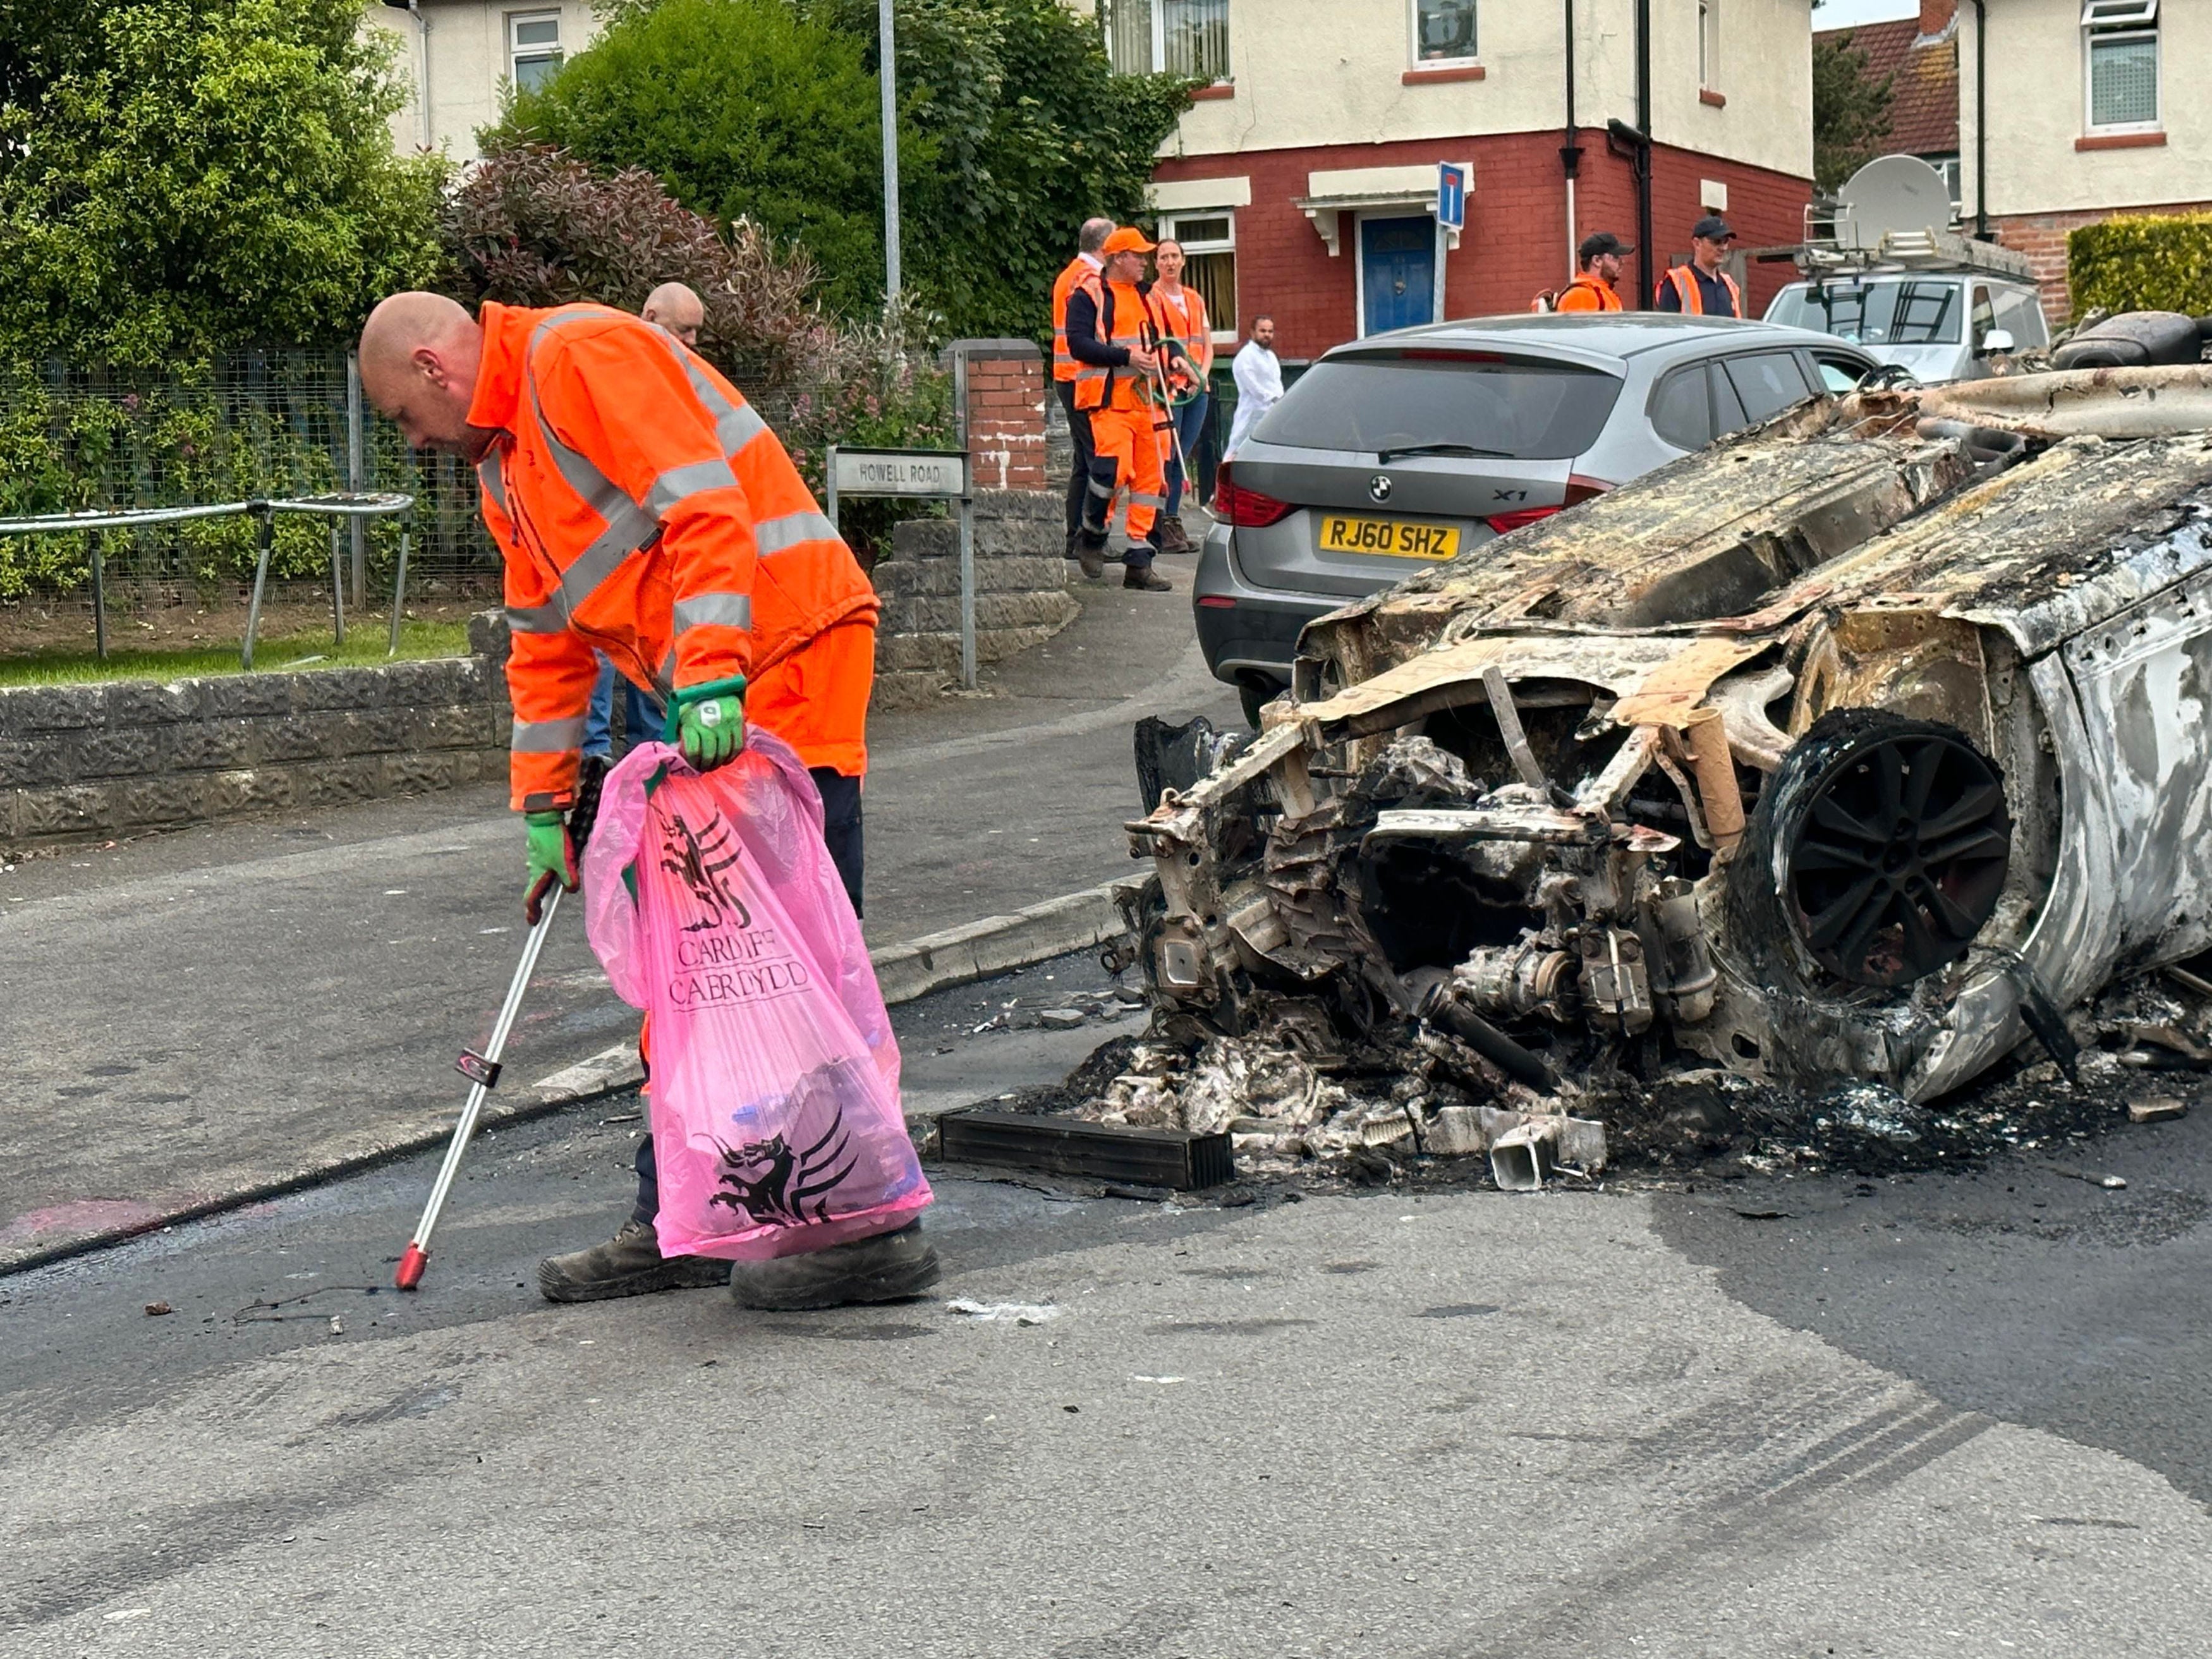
[1780,202,2036,284]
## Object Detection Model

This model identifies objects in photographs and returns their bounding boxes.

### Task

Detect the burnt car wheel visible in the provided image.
[1737,710,2012,990]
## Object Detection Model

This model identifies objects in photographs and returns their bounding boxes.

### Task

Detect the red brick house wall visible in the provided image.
[1153,133,1811,362]
[944,340,1049,492]
[1989,205,2212,321]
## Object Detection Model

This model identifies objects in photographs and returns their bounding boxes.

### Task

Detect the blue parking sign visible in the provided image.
[1437,161,1468,233]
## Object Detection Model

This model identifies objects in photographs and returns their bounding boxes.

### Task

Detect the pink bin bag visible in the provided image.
[583,732,930,1260]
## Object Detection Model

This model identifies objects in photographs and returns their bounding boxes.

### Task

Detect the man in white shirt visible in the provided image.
[1224,315,1282,458]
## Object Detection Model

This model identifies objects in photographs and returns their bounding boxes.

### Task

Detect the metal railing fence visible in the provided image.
[0,349,496,614]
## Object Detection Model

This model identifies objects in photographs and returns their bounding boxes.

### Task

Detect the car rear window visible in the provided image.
[1767,278,1964,346]
[1249,352,1625,461]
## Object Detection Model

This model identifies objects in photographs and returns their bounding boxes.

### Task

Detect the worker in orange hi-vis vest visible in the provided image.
[1552,232,1632,312]
[1064,226,1176,593]
[1655,215,1745,317]
[357,291,940,1312]
[1052,217,1116,556]
[1148,237,1214,554]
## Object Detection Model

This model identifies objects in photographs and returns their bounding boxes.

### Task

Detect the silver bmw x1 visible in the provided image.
[1198,314,1877,722]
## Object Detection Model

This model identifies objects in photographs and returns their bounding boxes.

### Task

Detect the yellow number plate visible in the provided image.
[1317,515,1461,560]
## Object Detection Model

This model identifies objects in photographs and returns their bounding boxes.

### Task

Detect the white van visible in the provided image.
[1763,272,2050,384]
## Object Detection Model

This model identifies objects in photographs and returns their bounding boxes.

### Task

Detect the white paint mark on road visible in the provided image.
[948,1299,1062,1325]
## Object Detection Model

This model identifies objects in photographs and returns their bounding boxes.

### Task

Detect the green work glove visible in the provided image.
[523,808,577,925]
[676,693,746,770]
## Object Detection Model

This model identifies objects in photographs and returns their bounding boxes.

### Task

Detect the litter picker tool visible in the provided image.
[395,755,609,1291]
[1146,335,1204,486]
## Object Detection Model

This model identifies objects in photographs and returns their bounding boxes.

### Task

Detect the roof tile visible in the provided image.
[1814,19,1960,161]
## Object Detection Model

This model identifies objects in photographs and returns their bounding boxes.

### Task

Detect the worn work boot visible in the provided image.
[1124,564,1173,592]
[1074,531,1109,581]
[727,1220,942,1311]
[1156,515,1193,554]
[537,1219,729,1303]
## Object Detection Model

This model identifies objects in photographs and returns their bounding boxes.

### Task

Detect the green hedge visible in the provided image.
[2069,213,2212,319]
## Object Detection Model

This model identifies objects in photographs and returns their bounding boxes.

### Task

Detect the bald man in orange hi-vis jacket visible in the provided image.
[359,291,940,1311]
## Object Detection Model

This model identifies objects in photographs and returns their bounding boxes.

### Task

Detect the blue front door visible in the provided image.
[1361,215,1437,336]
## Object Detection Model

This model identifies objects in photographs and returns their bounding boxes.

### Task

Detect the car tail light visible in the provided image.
[1212,461,1296,528]
[1484,473,1612,536]
[1196,595,1236,609]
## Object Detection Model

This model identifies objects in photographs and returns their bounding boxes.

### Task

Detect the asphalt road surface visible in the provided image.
[7,960,2211,1658]
[0,561,1237,1270]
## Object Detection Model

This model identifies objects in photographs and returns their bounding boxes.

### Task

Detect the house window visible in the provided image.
[1698,1,1718,88]
[509,11,564,93]
[1105,0,1231,82]
[1930,154,1962,216]
[1158,213,1237,344]
[1413,0,1476,63]
[2083,0,2158,130]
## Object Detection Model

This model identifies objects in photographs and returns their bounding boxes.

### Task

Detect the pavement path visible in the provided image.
[6,994,2209,1656]
[0,559,1236,1270]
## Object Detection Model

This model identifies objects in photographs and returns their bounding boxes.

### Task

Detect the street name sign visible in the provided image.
[823,444,980,688]
[830,448,969,499]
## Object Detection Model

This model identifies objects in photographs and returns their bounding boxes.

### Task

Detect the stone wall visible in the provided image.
[0,655,509,851]
[870,490,1077,710]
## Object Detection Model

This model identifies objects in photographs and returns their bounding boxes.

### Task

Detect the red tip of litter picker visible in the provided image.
[395,1243,428,1291]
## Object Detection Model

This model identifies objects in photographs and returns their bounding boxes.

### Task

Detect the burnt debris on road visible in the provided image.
[1018,365,2212,1191]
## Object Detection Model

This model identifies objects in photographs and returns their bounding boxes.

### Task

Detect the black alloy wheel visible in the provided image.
[1780,715,2012,989]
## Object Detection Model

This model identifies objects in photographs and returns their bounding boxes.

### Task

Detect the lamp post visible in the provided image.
[879,0,902,305]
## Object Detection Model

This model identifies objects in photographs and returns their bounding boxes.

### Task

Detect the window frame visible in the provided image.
[1698,0,1718,91]
[1718,349,1816,428]
[1647,362,1716,452]
[507,8,564,93]
[1157,211,1239,347]
[2083,3,2160,134]
[1105,0,1231,82]
[1409,0,1478,67]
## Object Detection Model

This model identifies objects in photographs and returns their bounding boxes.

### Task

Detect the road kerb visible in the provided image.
[867,881,1127,1006]
[0,882,1136,1277]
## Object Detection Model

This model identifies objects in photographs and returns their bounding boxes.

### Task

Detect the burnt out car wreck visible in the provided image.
[1100,366,2212,1186]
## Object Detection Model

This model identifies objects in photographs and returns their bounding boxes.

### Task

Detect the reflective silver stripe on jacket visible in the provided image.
[505,601,566,634]
[511,715,587,752]
[672,592,754,635]
[525,314,664,616]
[657,647,678,696]
[477,454,509,518]
[646,458,739,517]
[752,510,839,557]
[639,326,770,458]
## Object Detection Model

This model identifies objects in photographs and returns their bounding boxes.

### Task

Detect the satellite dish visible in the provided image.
[1837,154,1955,249]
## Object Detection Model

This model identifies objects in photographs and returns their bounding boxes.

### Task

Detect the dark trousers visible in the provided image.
[1059,379,1094,547]
[631,763,865,1227]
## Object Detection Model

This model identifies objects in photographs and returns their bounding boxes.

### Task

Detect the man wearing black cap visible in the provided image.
[1556,232,1633,312]
[1655,216,1744,318]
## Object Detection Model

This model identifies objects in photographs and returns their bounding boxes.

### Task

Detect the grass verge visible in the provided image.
[0,620,473,687]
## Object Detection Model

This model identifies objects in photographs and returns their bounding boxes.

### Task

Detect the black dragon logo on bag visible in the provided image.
[661,806,752,933]
[708,1097,860,1225]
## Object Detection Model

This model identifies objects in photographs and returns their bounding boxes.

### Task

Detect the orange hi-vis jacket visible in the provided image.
[469,303,878,811]
[1150,283,1213,376]
[1554,274,1624,313]
[1071,273,1170,413]
[1051,253,1102,384]
[1659,265,1744,317]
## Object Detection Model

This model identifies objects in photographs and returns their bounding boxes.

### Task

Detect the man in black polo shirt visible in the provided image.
[1655,216,1744,318]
